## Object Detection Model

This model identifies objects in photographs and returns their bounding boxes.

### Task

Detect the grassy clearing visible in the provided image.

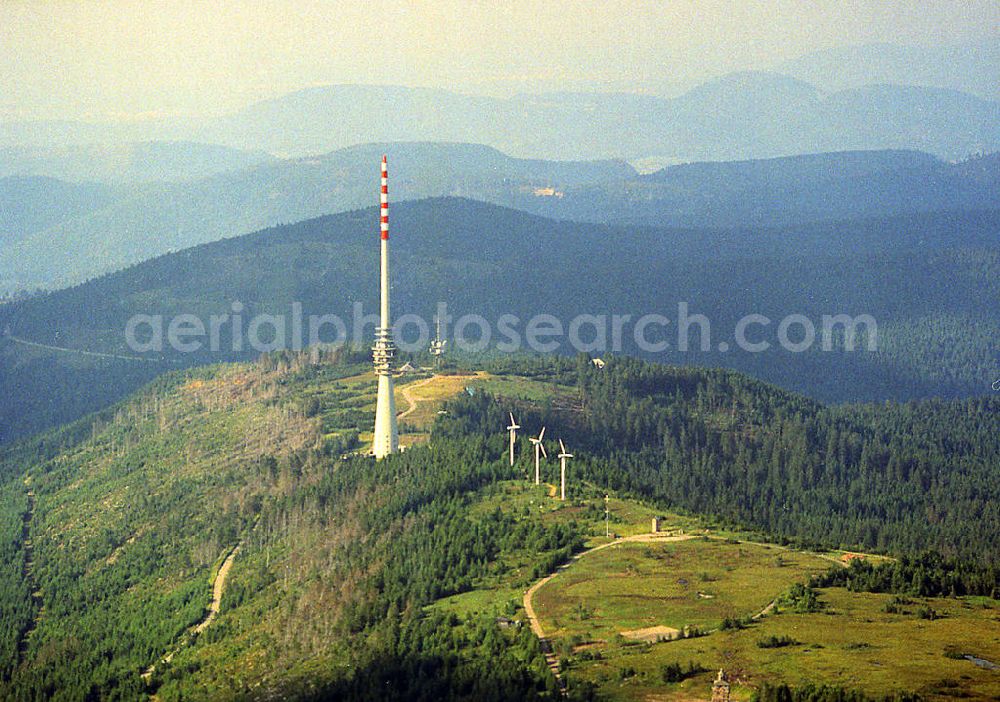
[534,539,832,642]
[525,534,1000,701]
[469,374,578,405]
[285,368,573,454]
[568,587,1000,701]
[279,366,474,451]
[398,372,486,431]
[303,369,498,450]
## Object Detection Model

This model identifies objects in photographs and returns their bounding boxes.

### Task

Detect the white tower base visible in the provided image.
[373,373,398,458]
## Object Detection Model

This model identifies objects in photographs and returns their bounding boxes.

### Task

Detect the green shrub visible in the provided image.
[757,634,799,649]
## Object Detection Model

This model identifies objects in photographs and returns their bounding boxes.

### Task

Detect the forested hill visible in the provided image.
[0,352,996,699]
[0,142,633,292]
[0,356,579,700]
[444,355,1000,563]
[3,144,997,293]
[537,150,1000,228]
[1,197,998,444]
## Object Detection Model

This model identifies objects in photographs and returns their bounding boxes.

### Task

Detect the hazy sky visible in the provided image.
[1,0,998,121]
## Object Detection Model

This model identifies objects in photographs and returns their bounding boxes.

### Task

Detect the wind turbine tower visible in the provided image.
[372,155,399,459]
[530,427,547,485]
[558,439,573,501]
[507,412,521,467]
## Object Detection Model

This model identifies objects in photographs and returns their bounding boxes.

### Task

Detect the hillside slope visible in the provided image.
[0,142,633,291]
[1,197,997,444]
[0,141,274,185]
[0,356,582,700]
[0,354,997,700]
[4,144,997,293]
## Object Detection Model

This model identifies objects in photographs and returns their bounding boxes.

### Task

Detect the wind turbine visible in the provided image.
[529,427,547,485]
[507,412,521,467]
[558,439,573,501]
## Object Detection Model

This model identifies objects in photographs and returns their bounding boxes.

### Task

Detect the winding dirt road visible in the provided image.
[6,334,173,363]
[194,544,240,634]
[17,484,42,665]
[523,533,694,691]
[143,542,241,681]
[396,374,439,421]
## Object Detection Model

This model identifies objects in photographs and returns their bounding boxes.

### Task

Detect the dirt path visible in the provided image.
[143,542,241,681]
[6,334,174,364]
[523,533,695,693]
[193,544,240,634]
[17,484,43,665]
[396,374,438,421]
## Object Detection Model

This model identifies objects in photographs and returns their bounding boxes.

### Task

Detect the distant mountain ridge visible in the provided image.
[2,71,997,164]
[1,197,997,443]
[545,149,1000,227]
[777,39,1000,101]
[0,176,118,246]
[1,143,997,293]
[0,140,274,184]
[0,142,633,292]
[188,76,1000,161]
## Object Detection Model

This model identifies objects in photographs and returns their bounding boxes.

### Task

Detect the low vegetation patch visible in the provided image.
[779,582,824,613]
[757,634,799,649]
[659,660,706,683]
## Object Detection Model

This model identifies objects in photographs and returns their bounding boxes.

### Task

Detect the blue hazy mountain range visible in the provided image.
[158,75,1000,161]
[1,143,997,293]
[0,142,632,291]
[0,141,275,184]
[0,176,119,247]
[1,71,997,163]
[776,39,1000,101]
[1,197,997,444]
[540,150,1000,227]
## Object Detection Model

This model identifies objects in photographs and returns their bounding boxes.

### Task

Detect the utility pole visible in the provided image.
[605,494,610,538]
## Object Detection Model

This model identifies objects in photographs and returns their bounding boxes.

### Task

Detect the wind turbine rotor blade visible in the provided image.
[559,439,567,454]
[538,427,545,441]
[509,412,516,425]
[540,443,547,458]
